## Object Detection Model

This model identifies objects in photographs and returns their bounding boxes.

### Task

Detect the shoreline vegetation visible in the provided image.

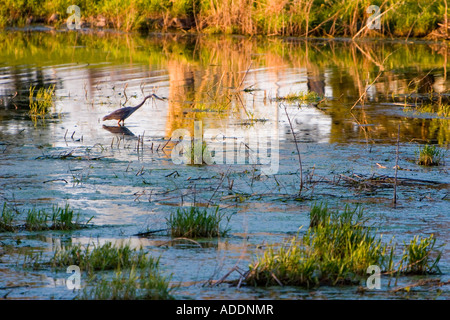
[0,0,449,40]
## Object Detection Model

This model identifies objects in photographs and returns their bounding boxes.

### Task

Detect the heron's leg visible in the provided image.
[118,120,122,126]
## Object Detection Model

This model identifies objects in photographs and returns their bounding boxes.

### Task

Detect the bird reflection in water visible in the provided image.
[102,124,136,136]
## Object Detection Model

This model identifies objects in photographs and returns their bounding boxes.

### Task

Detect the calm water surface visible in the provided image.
[0,30,448,299]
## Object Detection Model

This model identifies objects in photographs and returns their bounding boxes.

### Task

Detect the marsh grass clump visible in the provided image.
[416,144,444,166]
[1,203,90,232]
[29,84,55,117]
[50,204,89,230]
[24,204,90,231]
[275,91,321,103]
[0,203,16,232]
[51,241,156,274]
[309,202,368,228]
[246,203,441,288]
[25,208,50,231]
[78,265,174,300]
[167,206,230,238]
[247,204,389,287]
[29,240,173,300]
[399,235,441,275]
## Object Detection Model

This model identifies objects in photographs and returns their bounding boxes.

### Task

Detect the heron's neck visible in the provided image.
[135,95,153,109]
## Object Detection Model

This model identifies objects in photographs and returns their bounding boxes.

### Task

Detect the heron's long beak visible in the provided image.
[152,94,166,101]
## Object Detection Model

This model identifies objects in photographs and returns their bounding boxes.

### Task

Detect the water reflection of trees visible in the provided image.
[160,36,448,144]
[0,31,448,144]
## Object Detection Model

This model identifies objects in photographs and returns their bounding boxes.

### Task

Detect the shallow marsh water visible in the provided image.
[0,29,449,299]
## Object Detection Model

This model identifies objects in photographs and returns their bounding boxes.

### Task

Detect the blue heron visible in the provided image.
[103,94,165,126]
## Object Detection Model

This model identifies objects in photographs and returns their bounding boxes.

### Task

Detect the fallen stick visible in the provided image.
[134,228,168,237]
[43,179,68,184]
[157,237,202,248]
[212,266,240,287]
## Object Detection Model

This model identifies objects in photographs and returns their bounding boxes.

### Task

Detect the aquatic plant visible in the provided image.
[308,202,367,228]
[308,201,329,228]
[245,203,441,287]
[50,204,90,230]
[50,241,156,273]
[399,235,441,275]
[25,204,90,231]
[275,91,322,103]
[21,239,173,299]
[29,84,55,117]
[416,144,444,166]
[0,203,16,232]
[25,208,50,231]
[78,265,174,300]
[0,203,91,232]
[166,206,230,238]
[247,204,390,287]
